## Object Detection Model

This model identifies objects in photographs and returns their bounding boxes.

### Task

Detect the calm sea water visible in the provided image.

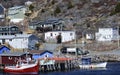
[3,62,120,75]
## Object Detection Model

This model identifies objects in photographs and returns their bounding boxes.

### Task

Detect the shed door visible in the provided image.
[2,39,5,44]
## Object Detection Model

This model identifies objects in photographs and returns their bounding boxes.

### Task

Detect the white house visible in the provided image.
[95,28,118,41]
[45,31,75,43]
[0,34,36,49]
[8,6,27,23]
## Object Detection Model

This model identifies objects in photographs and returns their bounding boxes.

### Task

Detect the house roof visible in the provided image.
[29,18,63,26]
[0,45,10,51]
[8,6,26,23]
[0,52,27,56]
[45,30,75,33]
[0,34,32,39]
[28,50,53,55]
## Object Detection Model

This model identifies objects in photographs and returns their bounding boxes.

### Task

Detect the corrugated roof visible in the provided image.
[45,30,75,33]
[0,34,32,39]
[0,45,10,50]
[28,50,53,54]
[8,6,27,23]
[0,52,26,56]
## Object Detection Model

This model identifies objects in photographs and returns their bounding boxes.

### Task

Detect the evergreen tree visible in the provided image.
[29,4,34,12]
[54,6,61,16]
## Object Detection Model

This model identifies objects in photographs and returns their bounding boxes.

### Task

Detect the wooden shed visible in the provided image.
[0,52,32,66]
[28,50,53,60]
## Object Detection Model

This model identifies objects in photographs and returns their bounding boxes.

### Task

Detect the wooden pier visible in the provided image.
[39,57,79,72]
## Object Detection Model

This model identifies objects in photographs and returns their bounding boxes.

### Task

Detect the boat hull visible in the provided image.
[79,62,107,69]
[4,62,39,74]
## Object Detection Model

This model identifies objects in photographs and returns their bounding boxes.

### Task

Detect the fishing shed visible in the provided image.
[28,50,53,60]
[0,52,32,66]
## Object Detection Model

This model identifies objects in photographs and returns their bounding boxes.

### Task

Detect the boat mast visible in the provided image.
[26,51,29,64]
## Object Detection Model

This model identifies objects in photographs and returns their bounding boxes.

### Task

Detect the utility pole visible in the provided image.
[74,25,77,57]
[118,26,119,48]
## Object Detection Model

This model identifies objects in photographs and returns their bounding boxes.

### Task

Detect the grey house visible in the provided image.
[0,26,22,35]
[29,18,63,31]
[28,35,41,50]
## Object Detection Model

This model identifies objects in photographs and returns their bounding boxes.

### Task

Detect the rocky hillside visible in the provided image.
[1,0,120,30]
[31,0,120,30]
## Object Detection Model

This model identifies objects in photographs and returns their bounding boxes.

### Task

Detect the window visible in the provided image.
[0,28,2,31]
[44,54,48,58]
[70,33,73,36]
[2,39,5,44]
[50,33,53,36]
[44,54,48,60]
[8,57,12,60]
[59,33,61,35]
[9,39,12,41]
[11,27,18,31]
[11,28,16,31]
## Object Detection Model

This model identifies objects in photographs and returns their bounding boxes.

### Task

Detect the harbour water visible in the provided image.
[3,62,120,75]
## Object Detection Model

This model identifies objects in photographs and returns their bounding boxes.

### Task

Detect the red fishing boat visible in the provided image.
[4,60,39,74]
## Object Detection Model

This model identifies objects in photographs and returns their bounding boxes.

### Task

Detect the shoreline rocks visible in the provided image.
[91,54,120,62]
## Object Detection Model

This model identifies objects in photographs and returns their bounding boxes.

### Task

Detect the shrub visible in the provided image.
[51,0,55,5]
[41,9,45,13]
[115,2,120,13]
[67,1,74,9]
[110,2,120,15]
[54,6,61,16]
[29,4,34,12]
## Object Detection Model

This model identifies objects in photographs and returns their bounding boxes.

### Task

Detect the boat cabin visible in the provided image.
[81,58,91,65]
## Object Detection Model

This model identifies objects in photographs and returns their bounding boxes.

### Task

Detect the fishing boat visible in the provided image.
[4,52,39,75]
[4,59,39,74]
[79,58,107,69]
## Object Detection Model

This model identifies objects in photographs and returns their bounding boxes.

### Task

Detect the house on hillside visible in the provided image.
[28,35,41,50]
[0,34,39,49]
[25,1,33,6]
[0,45,10,54]
[0,26,22,35]
[0,52,32,65]
[29,18,63,32]
[95,28,118,41]
[8,6,27,23]
[45,31,75,43]
[28,50,53,60]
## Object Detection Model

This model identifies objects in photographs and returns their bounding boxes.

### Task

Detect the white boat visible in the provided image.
[79,62,107,68]
[79,58,107,69]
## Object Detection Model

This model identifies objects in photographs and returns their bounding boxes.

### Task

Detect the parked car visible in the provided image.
[60,47,89,55]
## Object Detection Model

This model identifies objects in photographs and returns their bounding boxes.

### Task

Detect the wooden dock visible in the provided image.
[39,57,80,72]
